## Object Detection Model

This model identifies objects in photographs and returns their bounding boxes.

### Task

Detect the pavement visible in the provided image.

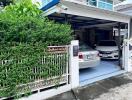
[46,72,132,100]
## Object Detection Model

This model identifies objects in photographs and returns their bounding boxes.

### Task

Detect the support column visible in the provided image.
[65,14,68,24]
[126,19,132,71]
[69,40,79,88]
[118,22,122,69]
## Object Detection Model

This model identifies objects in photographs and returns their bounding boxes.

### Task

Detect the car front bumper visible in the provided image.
[99,53,119,59]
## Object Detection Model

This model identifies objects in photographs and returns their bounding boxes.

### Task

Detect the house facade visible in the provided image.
[41,0,124,11]
[23,0,132,99]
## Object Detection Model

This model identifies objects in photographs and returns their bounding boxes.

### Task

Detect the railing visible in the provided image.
[0,46,70,99]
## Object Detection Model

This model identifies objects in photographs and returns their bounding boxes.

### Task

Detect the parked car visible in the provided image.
[96,40,119,59]
[79,44,100,69]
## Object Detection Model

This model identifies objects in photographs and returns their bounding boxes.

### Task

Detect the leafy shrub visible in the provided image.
[0,0,72,45]
[0,0,72,97]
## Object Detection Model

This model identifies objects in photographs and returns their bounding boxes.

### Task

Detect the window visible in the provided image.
[87,0,113,10]
[88,0,97,6]
[98,0,113,10]
[100,0,113,4]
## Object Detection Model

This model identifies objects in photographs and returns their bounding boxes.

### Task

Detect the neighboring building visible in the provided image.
[114,0,132,15]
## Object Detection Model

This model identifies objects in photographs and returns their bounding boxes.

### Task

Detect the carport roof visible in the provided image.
[48,13,127,29]
[44,0,131,23]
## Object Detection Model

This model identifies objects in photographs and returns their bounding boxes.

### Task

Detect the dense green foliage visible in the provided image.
[0,0,72,97]
[0,42,46,97]
[0,0,72,45]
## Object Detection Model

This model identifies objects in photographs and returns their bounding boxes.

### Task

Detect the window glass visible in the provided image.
[100,0,113,4]
[98,0,113,10]
[87,0,113,10]
[107,0,113,4]
[88,0,97,6]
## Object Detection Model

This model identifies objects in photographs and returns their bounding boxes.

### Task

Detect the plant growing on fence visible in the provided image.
[0,0,72,98]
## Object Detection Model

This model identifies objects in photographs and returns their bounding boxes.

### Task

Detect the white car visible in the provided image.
[96,40,119,59]
[79,44,100,69]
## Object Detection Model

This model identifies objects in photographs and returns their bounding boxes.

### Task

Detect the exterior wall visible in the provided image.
[34,0,124,11]
[115,4,132,72]
[116,6,132,15]
[123,39,132,71]
[61,1,130,23]
[75,0,124,10]
[113,0,124,5]
[36,0,114,11]
[124,22,132,71]
[121,9,132,15]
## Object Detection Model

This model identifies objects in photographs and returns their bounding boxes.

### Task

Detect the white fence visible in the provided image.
[0,40,79,100]
[20,45,70,93]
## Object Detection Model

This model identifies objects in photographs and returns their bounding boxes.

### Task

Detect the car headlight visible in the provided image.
[113,50,118,53]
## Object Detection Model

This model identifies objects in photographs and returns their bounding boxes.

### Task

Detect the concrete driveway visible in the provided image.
[46,72,132,100]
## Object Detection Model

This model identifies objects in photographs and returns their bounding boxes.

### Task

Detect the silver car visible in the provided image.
[96,40,119,59]
[79,44,100,69]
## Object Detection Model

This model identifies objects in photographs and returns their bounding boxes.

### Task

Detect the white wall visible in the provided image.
[123,39,132,71]
[119,9,132,15]
[60,1,130,23]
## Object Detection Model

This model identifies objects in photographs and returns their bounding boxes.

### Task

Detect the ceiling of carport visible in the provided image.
[48,13,127,29]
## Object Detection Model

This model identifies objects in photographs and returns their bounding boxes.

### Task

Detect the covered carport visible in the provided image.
[44,0,131,86]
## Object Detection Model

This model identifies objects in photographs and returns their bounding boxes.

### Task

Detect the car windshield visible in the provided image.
[79,44,93,51]
[98,40,117,46]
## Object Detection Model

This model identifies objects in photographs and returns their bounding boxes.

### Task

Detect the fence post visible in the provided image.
[125,39,132,71]
[70,40,79,88]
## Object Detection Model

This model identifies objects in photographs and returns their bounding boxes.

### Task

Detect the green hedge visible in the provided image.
[0,0,72,97]
[0,0,72,45]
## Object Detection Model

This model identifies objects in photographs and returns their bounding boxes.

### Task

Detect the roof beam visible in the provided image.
[80,22,119,28]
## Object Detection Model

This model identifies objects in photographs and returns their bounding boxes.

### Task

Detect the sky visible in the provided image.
[122,0,132,4]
